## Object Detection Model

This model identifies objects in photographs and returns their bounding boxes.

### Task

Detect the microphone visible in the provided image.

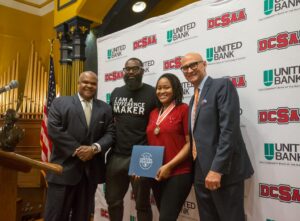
[0,80,19,94]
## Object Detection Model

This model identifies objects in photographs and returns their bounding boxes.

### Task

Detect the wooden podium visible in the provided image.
[0,150,62,221]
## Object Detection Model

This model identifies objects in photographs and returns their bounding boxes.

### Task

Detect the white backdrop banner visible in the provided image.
[95,0,300,220]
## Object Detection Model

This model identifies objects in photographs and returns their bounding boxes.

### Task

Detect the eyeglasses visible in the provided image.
[123,66,143,73]
[180,61,203,73]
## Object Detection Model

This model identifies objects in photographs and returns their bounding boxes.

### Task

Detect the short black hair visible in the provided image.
[156,73,183,107]
[125,57,143,67]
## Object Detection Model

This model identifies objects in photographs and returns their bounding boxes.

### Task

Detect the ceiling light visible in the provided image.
[132,1,147,13]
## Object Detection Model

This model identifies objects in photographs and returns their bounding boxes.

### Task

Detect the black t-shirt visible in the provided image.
[110,83,156,155]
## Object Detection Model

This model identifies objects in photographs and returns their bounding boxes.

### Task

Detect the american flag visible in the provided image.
[40,55,56,162]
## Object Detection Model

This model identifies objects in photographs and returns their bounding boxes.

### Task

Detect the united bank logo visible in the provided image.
[181,81,193,97]
[166,22,196,44]
[262,65,300,89]
[130,215,136,221]
[133,34,157,50]
[264,70,273,86]
[105,70,124,82]
[259,183,300,203]
[207,8,247,30]
[263,0,300,16]
[258,107,300,124]
[143,59,155,74]
[257,30,300,53]
[206,41,244,63]
[163,56,182,71]
[226,75,247,88]
[263,143,300,166]
[106,93,111,104]
[107,45,126,60]
[180,201,197,216]
[264,0,274,15]
[264,143,275,160]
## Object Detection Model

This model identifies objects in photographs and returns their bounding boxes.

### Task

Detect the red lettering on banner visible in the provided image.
[277,108,289,123]
[133,35,157,50]
[207,9,246,29]
[259,183,300,203]
[258,108,300,124]
[105,71,124,82]
[163,56,182,70]
[228,75,246,88]
[258,31,300,52]
[291,189,300,202]
[100,208,109,218]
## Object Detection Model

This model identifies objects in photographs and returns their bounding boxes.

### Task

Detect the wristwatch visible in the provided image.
[91,144,98,154]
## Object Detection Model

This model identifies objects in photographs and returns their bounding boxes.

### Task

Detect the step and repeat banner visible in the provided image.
[95,0,300,220]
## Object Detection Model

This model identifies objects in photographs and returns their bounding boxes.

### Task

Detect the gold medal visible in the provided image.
[154,126,160,135]
[154,102,176,136]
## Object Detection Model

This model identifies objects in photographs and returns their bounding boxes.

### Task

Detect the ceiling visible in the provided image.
[0,0,163,36]
[95,0,162,37]
[0,0,197,37]
[0,0,54,15]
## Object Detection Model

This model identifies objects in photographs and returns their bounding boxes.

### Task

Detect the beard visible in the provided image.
[124,74,143,90]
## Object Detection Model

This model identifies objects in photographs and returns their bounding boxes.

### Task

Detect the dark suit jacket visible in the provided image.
[190,76,253,186]
[47,95,115,185]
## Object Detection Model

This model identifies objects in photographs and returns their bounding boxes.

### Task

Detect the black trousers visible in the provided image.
[152,173,193,221]
[194,159,245,221]
[44,173,97,221]
[105,153,152,221]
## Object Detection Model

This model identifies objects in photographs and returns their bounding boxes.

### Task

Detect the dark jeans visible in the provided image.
[105,153,152,221]
[151,173,193,221]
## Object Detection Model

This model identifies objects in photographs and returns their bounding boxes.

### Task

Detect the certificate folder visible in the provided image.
[128,145,164,178]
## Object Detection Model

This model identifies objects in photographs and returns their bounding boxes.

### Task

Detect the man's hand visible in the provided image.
[205,170,222,191]
[73,145,95,161]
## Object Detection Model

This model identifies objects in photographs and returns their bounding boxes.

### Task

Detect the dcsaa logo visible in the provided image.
[139,153,153,170]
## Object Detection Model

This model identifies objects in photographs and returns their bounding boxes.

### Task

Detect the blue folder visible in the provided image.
[128,145,164,178]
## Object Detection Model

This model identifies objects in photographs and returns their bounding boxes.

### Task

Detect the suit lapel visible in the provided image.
[73,95,88,128]
[89,99,100,130]
[194,77,212,128]
[188,97,194,134]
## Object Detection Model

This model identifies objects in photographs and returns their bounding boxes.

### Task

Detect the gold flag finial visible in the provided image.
[48,39,54,57]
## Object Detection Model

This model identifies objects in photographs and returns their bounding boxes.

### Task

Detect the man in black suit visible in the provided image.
[44,71,115,221]
[181,52,254,221]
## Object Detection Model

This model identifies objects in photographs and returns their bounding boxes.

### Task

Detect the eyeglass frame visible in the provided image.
[123,66,144,73]
[180,60,203,73]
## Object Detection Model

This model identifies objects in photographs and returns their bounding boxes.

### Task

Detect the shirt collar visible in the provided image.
[78,93,93,103]
[198,75,208,91]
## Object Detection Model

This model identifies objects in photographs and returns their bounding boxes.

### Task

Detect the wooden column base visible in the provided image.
[0,165,17,221]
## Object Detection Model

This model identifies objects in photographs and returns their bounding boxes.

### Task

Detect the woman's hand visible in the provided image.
[155,164,172,181]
